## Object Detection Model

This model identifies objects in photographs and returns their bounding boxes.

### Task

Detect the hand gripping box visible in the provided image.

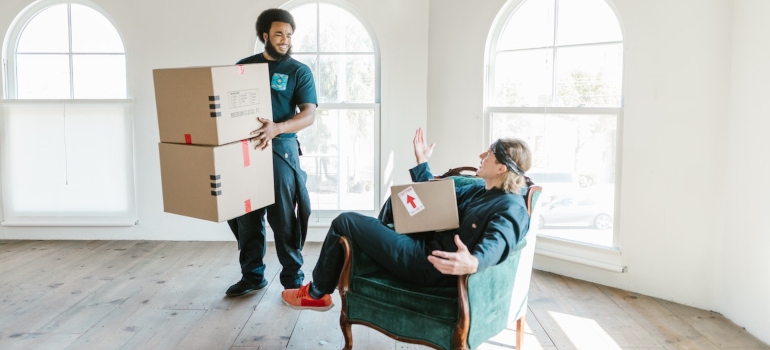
[159,140,274,222]
[390,179,459,234]
[153,64,272,146]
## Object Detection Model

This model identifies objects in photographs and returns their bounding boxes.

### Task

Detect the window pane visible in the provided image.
[298,108,375,211]
[71,4,124,53]
[73,55,127,98]
[290,4,318,52]
[491,49,553,107]
[319,4,373,52]
[292,54,318,83]
[340,109,375,210]
[497,0,554,51]
[17,4,69,53]
[491,113,616,247]
[556,0,622,46]
[554,44,623,107]
[346,55,375,103]
[17,54,70,99]
[318,56,336,103]
[320,55,375,103]
[2,102,132,214]
[300,109,340,210]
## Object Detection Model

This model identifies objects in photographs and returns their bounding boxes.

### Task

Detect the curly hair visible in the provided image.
[256,9,296,43]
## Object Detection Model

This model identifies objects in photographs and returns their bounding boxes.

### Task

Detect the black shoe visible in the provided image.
[225,278,268,297]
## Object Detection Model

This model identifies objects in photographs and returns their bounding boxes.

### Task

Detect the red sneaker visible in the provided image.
[281,283,333,311]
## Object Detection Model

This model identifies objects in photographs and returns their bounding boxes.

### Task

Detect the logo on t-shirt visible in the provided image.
[271,73,289,91]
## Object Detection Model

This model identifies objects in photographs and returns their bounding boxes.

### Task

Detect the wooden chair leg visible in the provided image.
[516,315,525,349]
[338,236,354,350]
[340,312,353,350]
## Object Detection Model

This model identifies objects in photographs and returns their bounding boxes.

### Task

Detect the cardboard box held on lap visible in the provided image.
[390,180,459,234]
[153,64,272,146]
[153,63,275,222]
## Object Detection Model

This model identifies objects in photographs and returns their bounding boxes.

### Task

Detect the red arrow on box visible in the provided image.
[406,195,417,208]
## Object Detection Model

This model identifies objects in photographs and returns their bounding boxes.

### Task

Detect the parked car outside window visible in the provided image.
[527,171,580,204]
[538,196,613,230]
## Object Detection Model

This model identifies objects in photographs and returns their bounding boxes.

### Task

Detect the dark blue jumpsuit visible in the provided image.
[228,54,317,289]
[310,162,530,294]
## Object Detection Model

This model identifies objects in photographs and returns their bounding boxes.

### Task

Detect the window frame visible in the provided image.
[277,0,382,222]
[300,103,380,222]
[1,0,135,226]
[3,0,128,100]
[485,0,625,271]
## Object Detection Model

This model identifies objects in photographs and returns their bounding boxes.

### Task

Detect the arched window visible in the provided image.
[1,1,134,226]
[487,0,623,250]
[277,1,380,216]
[9,2,126,99]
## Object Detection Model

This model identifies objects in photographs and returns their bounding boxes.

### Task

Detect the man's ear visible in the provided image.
[262,32,268,43]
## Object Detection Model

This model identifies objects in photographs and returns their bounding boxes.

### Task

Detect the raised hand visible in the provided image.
[413,127,435,165]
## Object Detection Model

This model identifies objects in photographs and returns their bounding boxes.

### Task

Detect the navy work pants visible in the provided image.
[228,139,305,289]
[311,212,452,294]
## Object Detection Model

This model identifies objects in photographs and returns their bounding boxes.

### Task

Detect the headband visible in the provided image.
[492,140,525,176]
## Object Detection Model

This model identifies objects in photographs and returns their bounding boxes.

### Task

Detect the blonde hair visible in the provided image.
[495,138,532,194]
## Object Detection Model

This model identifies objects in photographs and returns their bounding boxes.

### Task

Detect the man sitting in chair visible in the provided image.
[281,128,533,311]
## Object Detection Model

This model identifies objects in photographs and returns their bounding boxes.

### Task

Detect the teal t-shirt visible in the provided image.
[237,54,318,138]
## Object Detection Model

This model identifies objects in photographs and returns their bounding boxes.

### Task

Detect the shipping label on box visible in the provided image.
[397,186,425,216]
[390,179,459,234]
[159,140,274,222]
[153,64,272,146]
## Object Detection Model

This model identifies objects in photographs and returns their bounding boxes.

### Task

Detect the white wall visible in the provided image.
[0,0,429,241]
[426,0,770,345]
[721,0,770,343]
[1,0,768,345]
[426,0,507,168]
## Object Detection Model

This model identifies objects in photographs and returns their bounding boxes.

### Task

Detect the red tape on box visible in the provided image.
[241,140,250,167]
[238,64,245,75]
[244,199,252,213]
[184,134,192,144]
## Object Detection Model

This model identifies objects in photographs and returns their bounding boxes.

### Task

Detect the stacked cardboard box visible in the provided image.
[153,64,275,222]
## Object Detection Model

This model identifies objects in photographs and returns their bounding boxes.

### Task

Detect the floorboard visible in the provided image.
[0,240,766,350]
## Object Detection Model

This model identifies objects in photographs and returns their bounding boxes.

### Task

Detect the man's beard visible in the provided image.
[264,37,292,61]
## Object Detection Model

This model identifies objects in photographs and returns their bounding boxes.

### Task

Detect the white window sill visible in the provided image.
[535,235,626,273]
[1,217,137,227]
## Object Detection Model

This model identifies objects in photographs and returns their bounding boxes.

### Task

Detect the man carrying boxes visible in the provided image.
[155,8,317,297]
[224,8,317,296]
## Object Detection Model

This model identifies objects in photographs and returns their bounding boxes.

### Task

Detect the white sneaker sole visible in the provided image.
[282,298,334,312]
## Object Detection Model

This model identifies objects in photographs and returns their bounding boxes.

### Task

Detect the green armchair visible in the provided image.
[337,177,542,350]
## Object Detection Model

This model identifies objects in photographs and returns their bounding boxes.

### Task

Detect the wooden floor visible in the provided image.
[0,240,767,350]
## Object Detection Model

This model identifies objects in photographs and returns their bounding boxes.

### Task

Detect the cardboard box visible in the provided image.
[390,180,459,234]
[153,64,272,146]
[159,140,274,222]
